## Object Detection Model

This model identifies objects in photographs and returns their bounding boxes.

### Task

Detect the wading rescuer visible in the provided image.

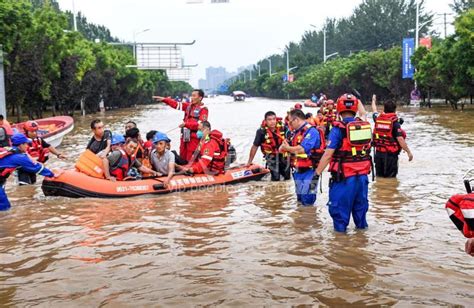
[18,121,66,185]
[371,95,413,177]
[280,109,324,206]
[316,94,373,232]
[0,134,61,210]
[247,111,290,181]
[153,89,209,162]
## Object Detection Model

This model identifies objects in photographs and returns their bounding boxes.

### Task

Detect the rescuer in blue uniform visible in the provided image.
[279,109,323,206]
[0,133,59,211]
[316,94,373,232]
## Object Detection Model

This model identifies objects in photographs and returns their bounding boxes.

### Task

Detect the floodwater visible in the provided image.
[0,97,473,306]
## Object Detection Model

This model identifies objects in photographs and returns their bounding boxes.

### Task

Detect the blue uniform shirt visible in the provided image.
[296,122,321,155]
[0,149,54,178]
[327,117,356,150]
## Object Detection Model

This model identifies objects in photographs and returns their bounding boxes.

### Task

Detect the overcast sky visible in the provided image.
[57,0,455,87]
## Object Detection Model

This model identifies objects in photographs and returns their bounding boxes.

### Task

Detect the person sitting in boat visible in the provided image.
[125,121,137,133]
[149,132,175,186]
[124,127,145,161]
[103,138,159,182]
[166,140,188,166]
[179,121,227,175]
[0,115,13,147]
[18,121,66,186]
[144,130,158,157]
[0,134,61,210]
[111,134,125,151]
[311,93,318,103]
[87,119,112,158]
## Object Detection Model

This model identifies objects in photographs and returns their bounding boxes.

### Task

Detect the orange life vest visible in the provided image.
[446,193,474,238]
[208,130,228,174]
[75,150,105,179]
[329,120,373,181]
[373,113,406,154]
[110,149,136,181]
[0,147,18,179]
[322,109,337,126]
[260,118,285,155]
[290,123,326,170]
[28,137,49,163]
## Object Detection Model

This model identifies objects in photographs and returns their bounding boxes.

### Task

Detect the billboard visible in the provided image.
[402,38,415,79]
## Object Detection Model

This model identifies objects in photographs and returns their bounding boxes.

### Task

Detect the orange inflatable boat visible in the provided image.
[42,164,270,198]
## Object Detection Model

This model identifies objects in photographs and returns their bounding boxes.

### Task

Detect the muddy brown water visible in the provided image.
[0,97,473,306]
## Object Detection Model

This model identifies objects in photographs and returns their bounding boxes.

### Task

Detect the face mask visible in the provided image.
[196,130,204,139]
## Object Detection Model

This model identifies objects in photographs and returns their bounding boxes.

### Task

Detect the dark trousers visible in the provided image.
[17,170,37,185]
[374,152,399,178]
[265,154,291,181]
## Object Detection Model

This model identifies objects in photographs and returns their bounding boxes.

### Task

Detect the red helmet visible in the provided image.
[24,120,39,132]
[326,99,335,106]
[336,94,358,115]
[294,103,303,110]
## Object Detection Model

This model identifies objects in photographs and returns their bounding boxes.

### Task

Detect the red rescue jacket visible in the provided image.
[290,123,326,170]
[191,130,227,174]
[163,98,209,133]
[0,147,18,179]
[329,120,373,180]
[260,118,285,155]
[27,137,49,163]
[373,113,406,154]
[110,149,136,181]
[446,193,474,238]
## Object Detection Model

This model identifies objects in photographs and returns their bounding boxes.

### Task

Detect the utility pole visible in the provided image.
[444,13,447,39]
[0,45,6,118]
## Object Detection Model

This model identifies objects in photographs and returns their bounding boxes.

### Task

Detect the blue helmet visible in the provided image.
[111,133,125,146]
[11,133,32,146]
[152,132,171,144]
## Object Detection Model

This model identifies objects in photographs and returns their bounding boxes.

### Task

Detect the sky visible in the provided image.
[57,0,455,87]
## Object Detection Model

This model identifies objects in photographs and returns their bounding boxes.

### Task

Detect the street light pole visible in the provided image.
[415,1,420,49]
[72,0,77,31]
[323,28,327,62]
[265,58,272,76]
[133,28,150,61]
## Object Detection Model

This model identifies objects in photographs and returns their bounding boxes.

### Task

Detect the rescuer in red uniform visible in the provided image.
[153,89,209,162]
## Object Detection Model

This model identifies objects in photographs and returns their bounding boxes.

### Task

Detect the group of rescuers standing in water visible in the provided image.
[0,89,473,256]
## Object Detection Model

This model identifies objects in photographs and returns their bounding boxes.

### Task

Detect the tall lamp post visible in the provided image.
[133,28,150,60]
[265,58,272,76]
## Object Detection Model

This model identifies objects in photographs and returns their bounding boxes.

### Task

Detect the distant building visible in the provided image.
[198,79,208,90]
[200,66,234,92]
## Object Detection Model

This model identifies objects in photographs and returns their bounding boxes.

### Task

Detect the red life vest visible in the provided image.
[110,149,136,181]
[184,104,207,131]
[0,147,19,179]
[329,120,373,180]
[290,123,326,170]
[446,193,474,238]
[322,109,337,126]
[260,118,285,155]
[208,130,228,174]
[28,137,49,163]
[373,113,406,154]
